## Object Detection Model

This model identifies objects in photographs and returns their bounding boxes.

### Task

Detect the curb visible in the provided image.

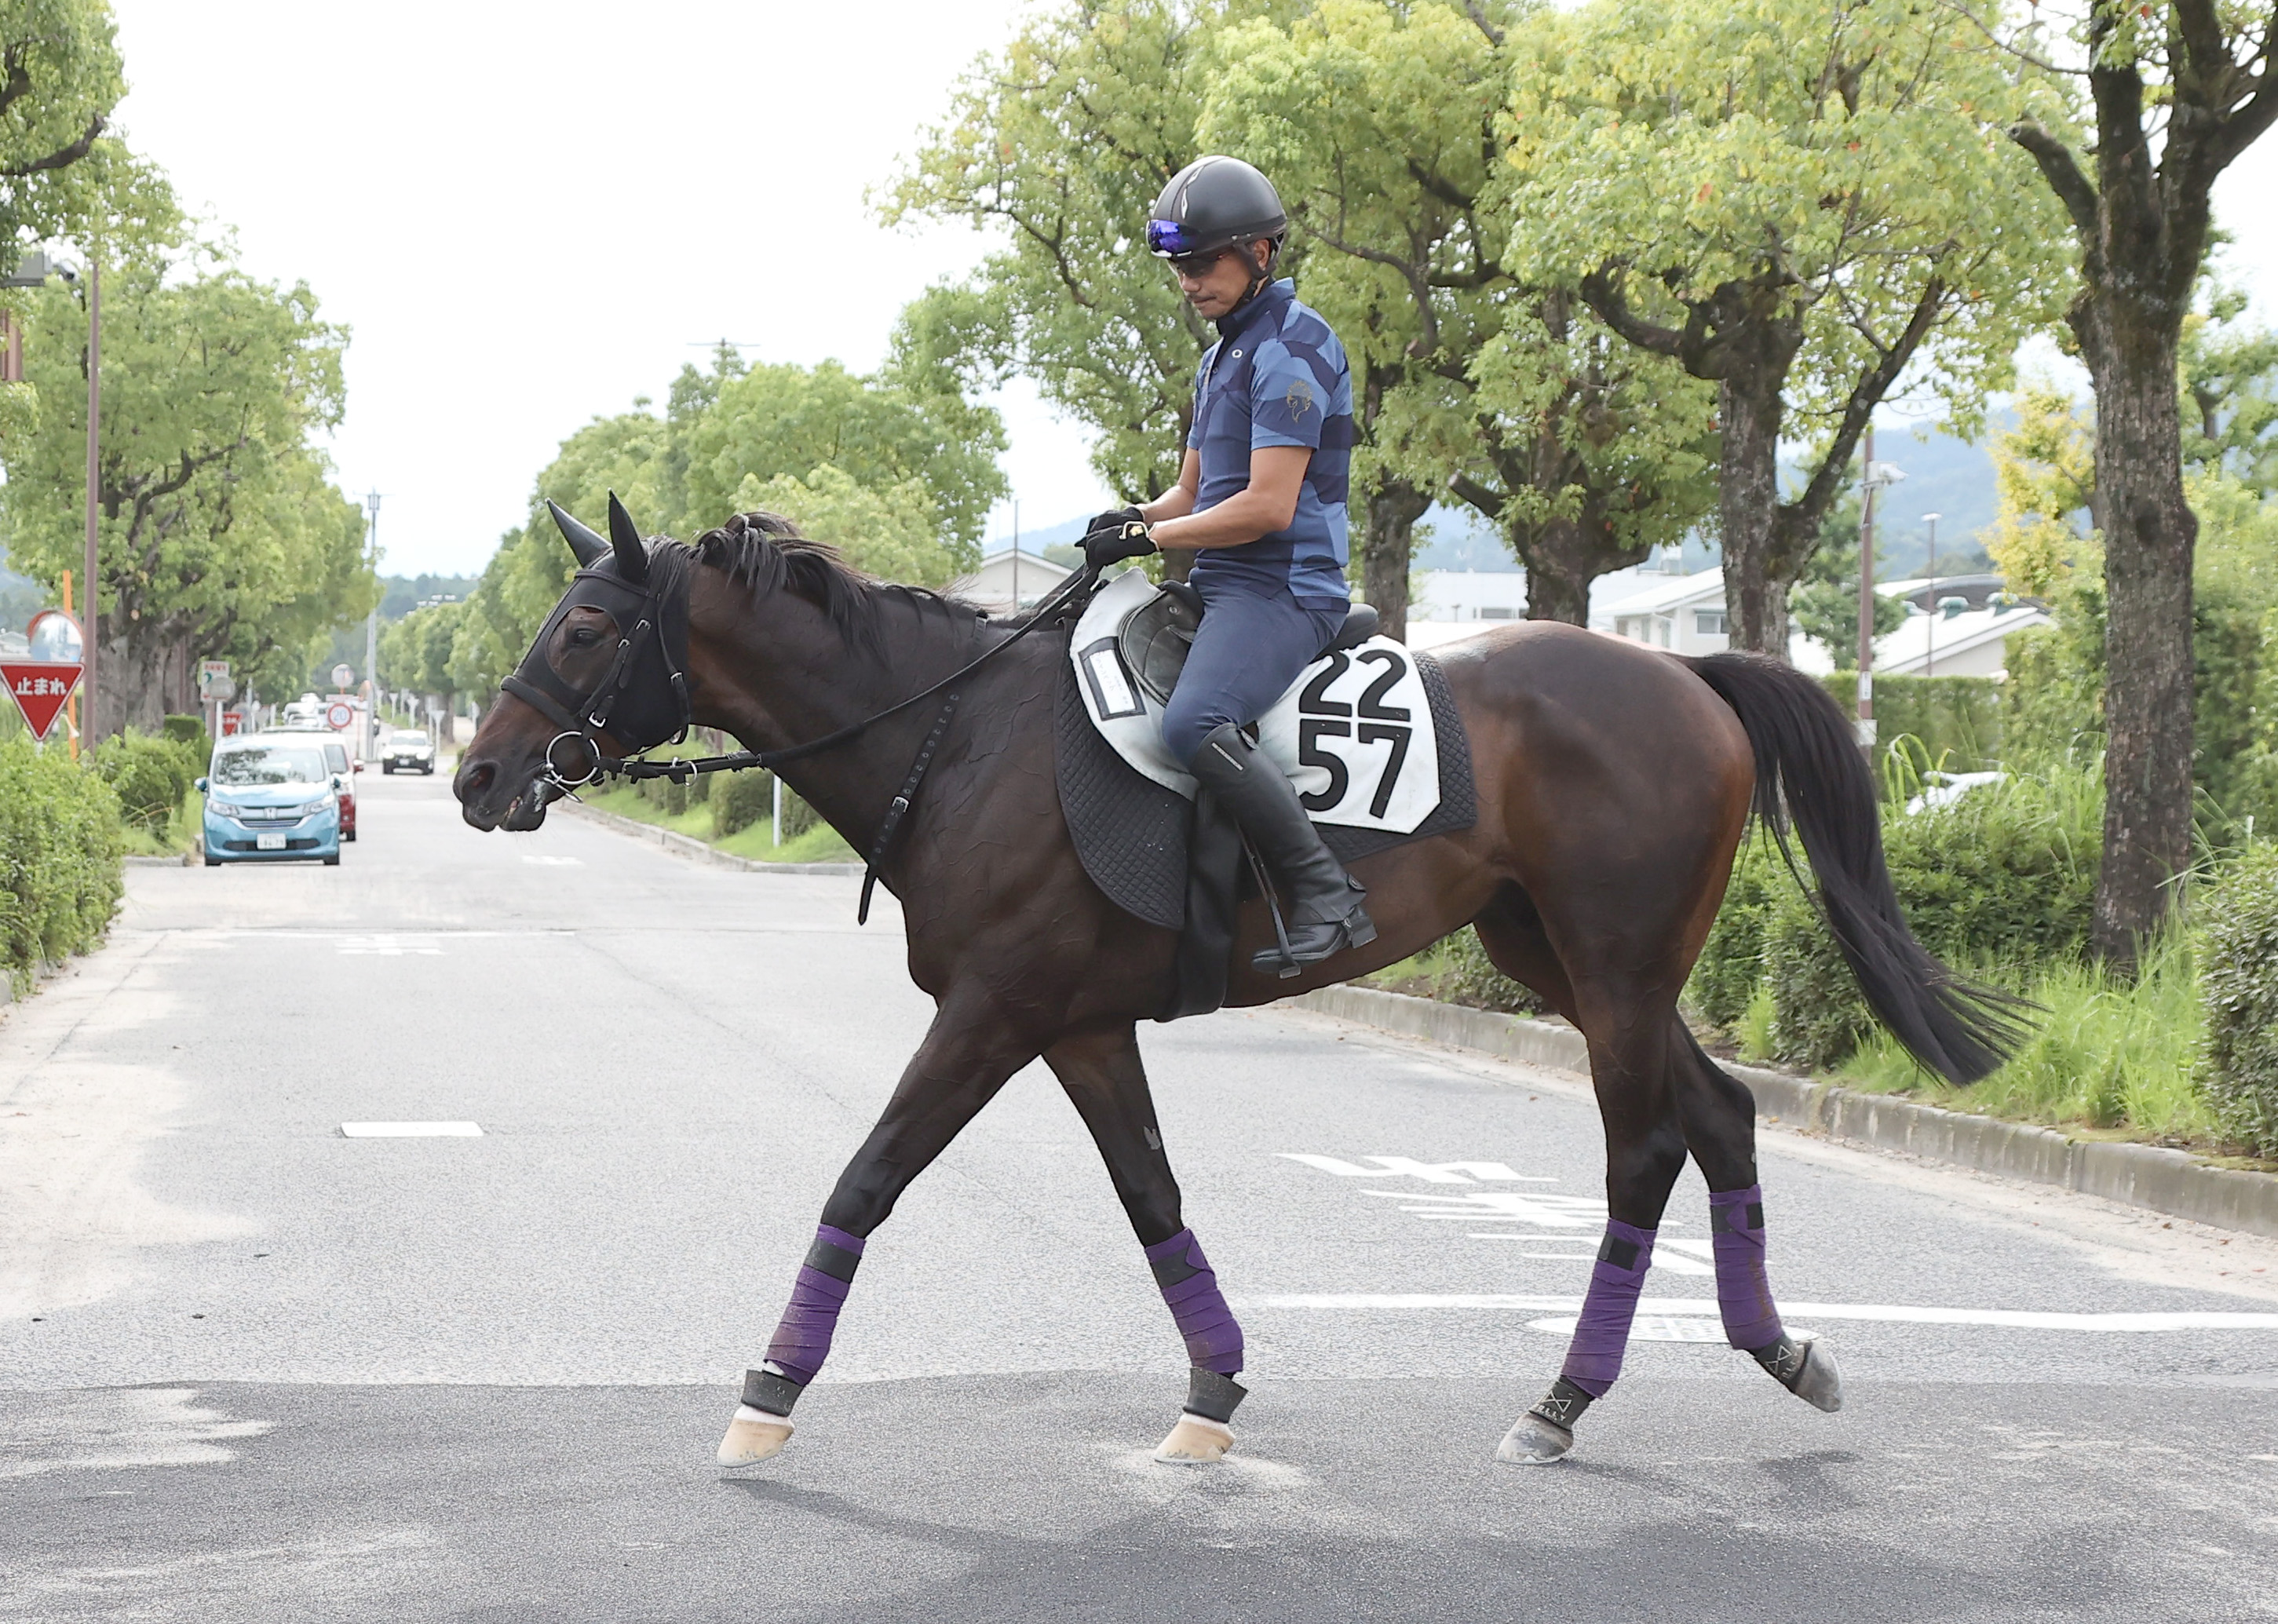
[123,853,194,867]
[1294,984,2278,1243]
[560,800,864,877]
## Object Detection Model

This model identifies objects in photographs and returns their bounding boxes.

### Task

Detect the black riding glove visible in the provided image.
[1082,507,1156,567]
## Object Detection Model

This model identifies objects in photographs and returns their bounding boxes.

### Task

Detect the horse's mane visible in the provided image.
[680,509,991,657]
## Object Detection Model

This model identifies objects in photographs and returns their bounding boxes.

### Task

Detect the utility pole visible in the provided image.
[1922,513,1943,679]
[1010,499,1020,614]
[82,254,99,742]
[1855,425,1878,749]
[1855,431,1906,751]
[363,491,382,763]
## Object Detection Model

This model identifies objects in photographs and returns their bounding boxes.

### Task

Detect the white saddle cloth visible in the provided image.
[1067,568,1443,835]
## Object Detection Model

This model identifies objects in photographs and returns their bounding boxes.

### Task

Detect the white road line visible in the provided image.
[521,856,582,866]
[339,1122,483,1137]
[1252,1294,2278,1330]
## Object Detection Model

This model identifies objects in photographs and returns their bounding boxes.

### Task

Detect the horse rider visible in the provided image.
[1082,155,1375,974]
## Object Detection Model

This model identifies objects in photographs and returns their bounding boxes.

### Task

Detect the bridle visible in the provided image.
[501,546,694,798]
[496,504,1103,918]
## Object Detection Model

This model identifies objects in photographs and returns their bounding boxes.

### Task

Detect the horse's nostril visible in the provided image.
[459,760,495,795]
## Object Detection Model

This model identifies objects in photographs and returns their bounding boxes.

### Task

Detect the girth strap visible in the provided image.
[857,692,962,926]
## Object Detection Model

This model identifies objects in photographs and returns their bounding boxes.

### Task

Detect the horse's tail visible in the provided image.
[1682,650,2029,1086]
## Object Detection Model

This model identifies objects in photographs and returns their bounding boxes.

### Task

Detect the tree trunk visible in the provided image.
[1361,480,1431,641]
[1716,332,1799,657]
[93,621,172,737]
[1518,521,1593,626]
[2074,299,2196,966]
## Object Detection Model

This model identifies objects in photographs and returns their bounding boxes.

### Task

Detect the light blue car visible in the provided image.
[199,739,343,867]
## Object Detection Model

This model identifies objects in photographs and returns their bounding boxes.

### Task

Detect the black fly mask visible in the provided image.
[502,493,694,793]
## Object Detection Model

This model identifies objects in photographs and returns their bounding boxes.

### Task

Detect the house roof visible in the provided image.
[1601,567,1725,618]
[1875,603,2051,674]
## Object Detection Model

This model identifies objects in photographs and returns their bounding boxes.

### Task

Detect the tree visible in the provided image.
[1203,0,1718,630]
[0,1,127,246]
[1,250,374,735]
[1986,0,2278,959]
[681,358,1003,559]
[381,598,465,707]
[2181,286,2278,492]
[1502,0,2072,655]
[1984,383,2098,598]
[1790,483,1909,668]
[883,0,1237,506]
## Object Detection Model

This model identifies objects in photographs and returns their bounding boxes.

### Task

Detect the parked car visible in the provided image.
[199,740,342,867]
[382,728,436,775]
[320,739,360,840]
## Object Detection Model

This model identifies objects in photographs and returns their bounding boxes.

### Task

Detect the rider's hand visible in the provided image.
[1082,508,1156,567]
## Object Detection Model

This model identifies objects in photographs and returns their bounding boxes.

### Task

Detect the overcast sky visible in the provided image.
[110,2,2278,580]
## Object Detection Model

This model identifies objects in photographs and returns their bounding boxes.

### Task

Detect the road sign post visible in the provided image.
[5,611,86,743]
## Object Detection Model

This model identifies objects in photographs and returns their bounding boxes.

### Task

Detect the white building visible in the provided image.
[946,546,1073,616]
[1598,567,1834,672]
[1873,600,2053,677]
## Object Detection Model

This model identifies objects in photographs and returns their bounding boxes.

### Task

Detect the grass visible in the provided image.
[575,779,858,865]
[119,787,204,859]
[1831,932,2218,1147]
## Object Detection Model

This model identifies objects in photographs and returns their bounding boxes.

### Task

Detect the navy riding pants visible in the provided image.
[1160,578,1347,768]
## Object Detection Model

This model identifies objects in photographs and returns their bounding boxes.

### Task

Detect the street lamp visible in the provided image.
[1854,425,1906,749]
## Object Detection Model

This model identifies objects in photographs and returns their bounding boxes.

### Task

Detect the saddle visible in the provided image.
[1119,580,1382,705]
[1057,574,1475,1022]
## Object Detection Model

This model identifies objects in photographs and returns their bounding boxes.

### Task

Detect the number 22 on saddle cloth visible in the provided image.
[1069,569,1445,835]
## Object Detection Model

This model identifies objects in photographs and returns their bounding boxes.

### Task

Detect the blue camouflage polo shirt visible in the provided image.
[1185,279,1355,609]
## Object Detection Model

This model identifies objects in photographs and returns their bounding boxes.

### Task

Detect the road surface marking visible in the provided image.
[522,855,582,866]
[336,935,443,955]
[1280,1154,1554,1183]
[1253,1294,2278,1330]
[1524,1314,1822,1344]
[339,1122,482,1137]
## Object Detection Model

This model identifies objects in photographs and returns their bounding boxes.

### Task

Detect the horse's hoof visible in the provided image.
[1495,1413,1574,1465]
[1791,1337,1843,1413]
[1153,1413,1234,1464]
[716,1405,794,1467]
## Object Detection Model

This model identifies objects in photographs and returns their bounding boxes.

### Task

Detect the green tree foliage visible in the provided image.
[1499,0,2071,655]
[1989,0,2278,962]
[882,0,1234,505]
[2181,286,2278,494]
[1203,0,1717,628]
[681,357,1002,560]
[380,599,466,702]
[1791,483,1908,669]
[0,248,374,735]
[449,348,1002,699]
[0,1,134,243]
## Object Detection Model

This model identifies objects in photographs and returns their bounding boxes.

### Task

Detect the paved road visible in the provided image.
[5,768,2277,1621]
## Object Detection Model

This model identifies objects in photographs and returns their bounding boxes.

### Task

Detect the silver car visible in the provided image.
[381,728,436,776]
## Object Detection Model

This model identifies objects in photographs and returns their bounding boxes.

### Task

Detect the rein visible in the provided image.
[560,558,1101,788]
[520,553,1104,919]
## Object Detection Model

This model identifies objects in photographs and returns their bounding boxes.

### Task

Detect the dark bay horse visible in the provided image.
[454,502,2018,1468]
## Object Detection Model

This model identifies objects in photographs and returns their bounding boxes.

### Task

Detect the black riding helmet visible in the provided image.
[1148,155,1287,303]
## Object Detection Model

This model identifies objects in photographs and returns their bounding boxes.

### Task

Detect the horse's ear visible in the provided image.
[548,501,608,567]
[607,491,649,584]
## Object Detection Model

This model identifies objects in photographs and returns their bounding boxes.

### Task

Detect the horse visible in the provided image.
[453,498,2021,1468]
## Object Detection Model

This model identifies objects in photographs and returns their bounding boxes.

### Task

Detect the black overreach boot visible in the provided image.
[1188,721,1376,976]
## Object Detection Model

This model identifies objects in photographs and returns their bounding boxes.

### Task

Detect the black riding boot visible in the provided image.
[1188,721,1376,976]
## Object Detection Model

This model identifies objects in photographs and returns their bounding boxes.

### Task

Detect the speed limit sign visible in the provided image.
[325,700,356,730]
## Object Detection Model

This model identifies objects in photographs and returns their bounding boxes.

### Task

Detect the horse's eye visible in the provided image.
[569,626,601,648]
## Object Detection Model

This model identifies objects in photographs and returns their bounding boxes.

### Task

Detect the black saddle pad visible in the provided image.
[1053,647,1478,935]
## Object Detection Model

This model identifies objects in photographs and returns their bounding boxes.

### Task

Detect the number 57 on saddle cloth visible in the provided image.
[1068,568,1444,834]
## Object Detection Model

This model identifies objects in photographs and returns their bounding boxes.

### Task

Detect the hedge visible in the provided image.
[1688,759,2102,1071]
[1816,673,2002,774]
[95,730,200,832]
[2200,844,2278,1157]
[0,739,122,989]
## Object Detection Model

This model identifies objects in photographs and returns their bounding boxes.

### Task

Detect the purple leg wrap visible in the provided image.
[1145,1228,1244,1374]
[762,1224,867,1388]
[1561,1220,1656,1398]
[1710,1185,1785,1351]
